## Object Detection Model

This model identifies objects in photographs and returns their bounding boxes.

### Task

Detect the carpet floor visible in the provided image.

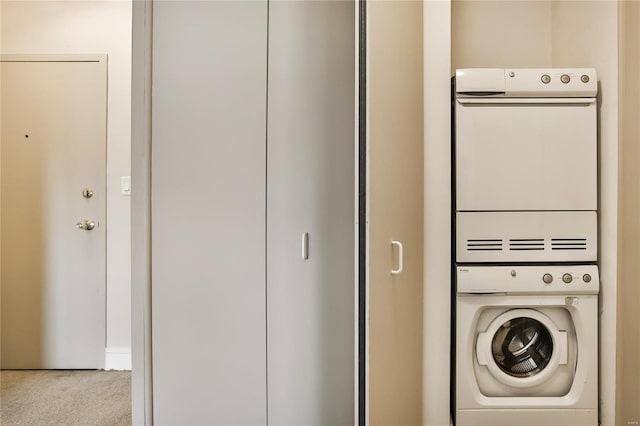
[0,370,131,426]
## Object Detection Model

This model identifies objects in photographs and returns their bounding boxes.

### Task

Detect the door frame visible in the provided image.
[357,1,369,425]
[131,2,153,424]
[0,53,108,369]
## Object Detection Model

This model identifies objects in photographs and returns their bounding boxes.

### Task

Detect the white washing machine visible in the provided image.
[455,265,599,426]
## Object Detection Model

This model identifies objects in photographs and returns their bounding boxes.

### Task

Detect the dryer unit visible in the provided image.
[455,265,599,426]
[454,68,598,263]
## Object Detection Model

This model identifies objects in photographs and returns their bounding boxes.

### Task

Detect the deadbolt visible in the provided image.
[82,188,94,199]
[76,220,96,231]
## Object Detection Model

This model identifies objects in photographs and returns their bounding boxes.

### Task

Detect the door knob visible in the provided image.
[76,220,95,231]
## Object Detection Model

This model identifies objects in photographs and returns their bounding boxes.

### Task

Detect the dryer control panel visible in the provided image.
[456,68,597,98]
[457,265,599,295]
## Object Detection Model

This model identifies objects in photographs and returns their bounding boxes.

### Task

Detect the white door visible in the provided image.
[456,98,597,211]
[266,1,355,424]
[1,56,107,369]
[150,2,268,424]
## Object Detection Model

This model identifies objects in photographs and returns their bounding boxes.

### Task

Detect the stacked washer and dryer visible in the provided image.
[453,68,599,426]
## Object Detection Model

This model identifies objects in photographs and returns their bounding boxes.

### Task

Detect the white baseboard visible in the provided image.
[105,347,132,371]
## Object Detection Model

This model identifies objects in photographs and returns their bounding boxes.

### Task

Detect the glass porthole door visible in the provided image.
[491,317,553,378]
[476,309,568,388]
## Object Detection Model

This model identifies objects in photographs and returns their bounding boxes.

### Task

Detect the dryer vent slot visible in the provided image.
[509,238,545,251]
[551,238,587,251]
[466,239,503,251]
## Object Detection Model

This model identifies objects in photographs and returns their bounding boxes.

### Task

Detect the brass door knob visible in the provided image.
[76,220,96,231]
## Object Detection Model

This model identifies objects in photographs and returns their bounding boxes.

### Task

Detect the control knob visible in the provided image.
[562,273,573,284]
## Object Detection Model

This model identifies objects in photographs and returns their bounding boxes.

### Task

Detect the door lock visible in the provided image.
[76,220,96,231]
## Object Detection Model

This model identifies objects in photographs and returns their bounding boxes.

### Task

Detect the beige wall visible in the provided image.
[617,2,640,425]
[423,1,452,424]
[369,1,424,424]
[452,0,553,71]
[0,1,132,365]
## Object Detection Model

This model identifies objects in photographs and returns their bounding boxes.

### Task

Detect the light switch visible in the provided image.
[121,176,131,196]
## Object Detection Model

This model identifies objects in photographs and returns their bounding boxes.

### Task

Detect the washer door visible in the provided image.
[476,309,568,388]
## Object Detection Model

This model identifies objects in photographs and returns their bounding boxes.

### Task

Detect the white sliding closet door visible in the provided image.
[267,1,356,425]
[150,2,268,424]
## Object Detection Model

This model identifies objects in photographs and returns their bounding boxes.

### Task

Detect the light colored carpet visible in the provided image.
[0,370,131,426]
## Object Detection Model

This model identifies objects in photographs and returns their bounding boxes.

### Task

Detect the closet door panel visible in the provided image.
[368,1,424,424]
[267,1,356,424]
[151,2,268,424]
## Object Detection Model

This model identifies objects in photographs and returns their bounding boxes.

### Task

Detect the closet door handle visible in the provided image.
[391,240,403,275]
[302,232,309,260]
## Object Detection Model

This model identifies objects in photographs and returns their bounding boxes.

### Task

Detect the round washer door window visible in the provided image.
[476,308,568,388]
[491,317,553,378]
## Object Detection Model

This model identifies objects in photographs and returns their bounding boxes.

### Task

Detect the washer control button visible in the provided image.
[583,273,592,283]
[541,74,551,84]
[581,74,590,83]
[562,273,573,284]
[543,273,553,284]
[510,270,517,277]
[561,74,571,84]
[508,71,515,78]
